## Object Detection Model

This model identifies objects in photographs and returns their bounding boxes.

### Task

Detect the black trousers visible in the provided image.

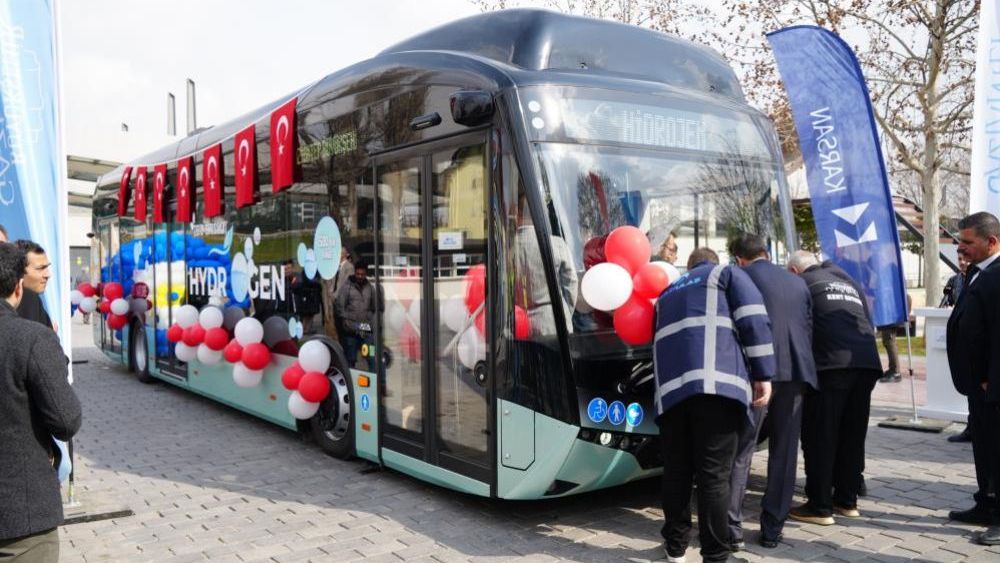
[659,394,744,562]
[729,381,807,540]
[968,389,1000,513]
[801,369,878,515]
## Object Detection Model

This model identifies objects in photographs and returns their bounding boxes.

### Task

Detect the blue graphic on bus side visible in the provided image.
[587,398,608,423]
[626,402,644,427]
[360,394,370,412]
[608,401,626,426]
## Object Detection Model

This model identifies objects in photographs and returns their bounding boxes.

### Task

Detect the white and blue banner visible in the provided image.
[767,25,907,327]
[969,0,1000,215]
[0,1,69,349]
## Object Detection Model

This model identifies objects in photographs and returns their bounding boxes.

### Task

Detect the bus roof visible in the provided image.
[100,9,745,185]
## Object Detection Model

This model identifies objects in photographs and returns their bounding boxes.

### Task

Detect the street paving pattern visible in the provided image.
[61,335,998,562]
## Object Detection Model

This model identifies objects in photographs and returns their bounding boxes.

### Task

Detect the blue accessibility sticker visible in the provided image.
[360,394,370,412]
[587,398,608,423]
[626,402,644,427]
[608,401,626,426]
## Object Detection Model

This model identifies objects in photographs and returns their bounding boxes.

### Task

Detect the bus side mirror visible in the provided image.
[450,90,494,127]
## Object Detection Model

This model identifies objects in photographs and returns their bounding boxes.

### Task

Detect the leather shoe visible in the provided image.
[948,506,993,525]
[977,525,1000,545]
[759,532,783,548]
[948,427,972,443]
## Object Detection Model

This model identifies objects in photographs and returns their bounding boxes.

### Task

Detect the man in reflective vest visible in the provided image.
[654,247,774,563]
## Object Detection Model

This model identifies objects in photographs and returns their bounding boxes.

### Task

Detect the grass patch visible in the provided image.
[876,334,925,357]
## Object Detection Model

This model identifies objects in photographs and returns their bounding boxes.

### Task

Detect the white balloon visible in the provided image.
[262,316,290,347]
[652,261,682,284]
[233,363,264,387]
[174,342,197,362]
[176,304,200,328]
[457,327,486,370]
[110,298,130,316]
[288,391,321,420]
[79,297,97,313]
[197,344,223,365]
[70,290,84,305]
[581,263,634,311]
[298,340,331,373]
[385,301,406,333]
[199,306,224,330]
[442,296,469,333]
[234,317,264,346]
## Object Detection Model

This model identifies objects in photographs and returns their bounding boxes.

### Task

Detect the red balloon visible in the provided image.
[605,226,650,275]
[583,236,607,270]
[281,362,306,391]
[102,282,124,301]
[99,300,111,314]
[633,262,670,299]
[107,313,127,330]
[474,311,486,336]
[77,283,96,297]
[299,371,331,402]
[401,320,421,361]
[204,327,229,351]
[514,306,531,339]
[167,324,184,343]
[182,324,206,347]
[223,340,244,363]
[613,295,655,345]
[464,264,486,314]
[241,342,272,371]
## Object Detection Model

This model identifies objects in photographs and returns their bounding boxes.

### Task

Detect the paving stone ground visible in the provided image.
[61,321,992,562]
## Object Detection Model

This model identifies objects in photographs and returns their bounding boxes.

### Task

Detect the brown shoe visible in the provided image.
[789,504,835,526]
[833,504,861,518]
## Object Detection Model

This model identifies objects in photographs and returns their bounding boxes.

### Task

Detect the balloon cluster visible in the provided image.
[166,305,230,365]
[280,341,333,419]
[71,282,150,330]
[579,226,680,345]
[71,283,98,315]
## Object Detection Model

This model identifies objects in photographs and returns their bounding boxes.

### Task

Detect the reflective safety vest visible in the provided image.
[653,262,776,418]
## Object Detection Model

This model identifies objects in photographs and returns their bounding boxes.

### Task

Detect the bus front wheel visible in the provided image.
[305,338,355,460]
[130,322,155,384]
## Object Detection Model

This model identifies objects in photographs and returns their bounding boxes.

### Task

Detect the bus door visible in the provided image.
[96,219,123,356]
[376,134,493,485]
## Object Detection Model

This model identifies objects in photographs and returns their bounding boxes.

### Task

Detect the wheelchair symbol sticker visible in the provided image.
[360,394,370,412]
[587,398,608,423]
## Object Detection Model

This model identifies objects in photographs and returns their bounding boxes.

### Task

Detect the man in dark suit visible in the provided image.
[946,212,1000,544]
[13,239,53,330]
[0,242,82,560]
[726,234,818,549]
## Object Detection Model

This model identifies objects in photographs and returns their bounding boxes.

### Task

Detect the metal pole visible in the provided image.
[905,317,919,423]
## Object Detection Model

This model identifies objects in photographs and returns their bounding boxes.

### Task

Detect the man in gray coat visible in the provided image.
[336,261,377,369]
[0,242,82,561]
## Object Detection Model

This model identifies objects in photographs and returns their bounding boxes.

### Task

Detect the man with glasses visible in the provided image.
[14,240,54,331]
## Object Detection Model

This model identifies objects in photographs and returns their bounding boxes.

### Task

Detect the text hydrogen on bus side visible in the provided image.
[188,264,288,302]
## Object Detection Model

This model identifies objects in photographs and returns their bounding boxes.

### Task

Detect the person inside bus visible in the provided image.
[514,191,578,338]
[14,240,55,332]
[0,241,82,562]
[336,261,378,369]
[291,260,323,334]
[653,247,773,563]
[648,228,679,265]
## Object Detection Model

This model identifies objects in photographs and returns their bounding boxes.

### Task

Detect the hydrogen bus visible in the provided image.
[90,9,796,499]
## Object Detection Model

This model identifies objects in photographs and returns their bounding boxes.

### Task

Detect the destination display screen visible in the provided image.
[522,87,772,158]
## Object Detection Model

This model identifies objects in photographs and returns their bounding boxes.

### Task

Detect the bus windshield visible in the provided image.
[522,87,794,353]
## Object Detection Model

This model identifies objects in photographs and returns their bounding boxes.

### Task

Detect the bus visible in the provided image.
[90,8,797,500]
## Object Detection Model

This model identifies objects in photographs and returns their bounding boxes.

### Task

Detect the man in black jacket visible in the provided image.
[945,212,1000,543]
[14,239,53,330]
[787,251,881,525]
[0,242,82,560]
[726,235,818,549]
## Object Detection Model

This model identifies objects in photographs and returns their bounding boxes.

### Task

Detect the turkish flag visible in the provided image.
[176,157,194,223]
[202,143,224,218]
[117,166,132,217]
[234,123,258,208]
[134,166,148,222]
[153,164,168,222]
[269,97,298,192]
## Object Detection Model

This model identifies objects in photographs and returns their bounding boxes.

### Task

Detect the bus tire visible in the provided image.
[305,337,355,460]
[130,321,155,384]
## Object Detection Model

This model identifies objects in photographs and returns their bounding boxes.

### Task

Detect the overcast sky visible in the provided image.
[60,0,482,166]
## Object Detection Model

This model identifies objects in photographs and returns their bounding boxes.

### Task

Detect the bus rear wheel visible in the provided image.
[310,367,355,459]
[130,322,155,384]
